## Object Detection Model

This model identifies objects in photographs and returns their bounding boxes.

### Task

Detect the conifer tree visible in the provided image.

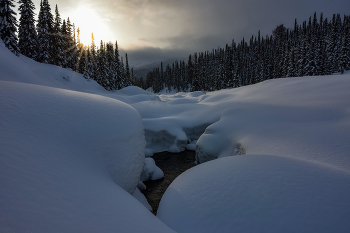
[0,0,19,55]
[60,19,67,66]
[105,42,115,90]
[340,17,350,73]
[52,4,63,66]
[17,0,37,59]
[36,0,54,63]
[125,53,131,85]
[65,17,75,69]
[84,45,93,80]
[89,33,98,80]
[114,40,121,89]
[96,40,106,87]
[119,56,125,87]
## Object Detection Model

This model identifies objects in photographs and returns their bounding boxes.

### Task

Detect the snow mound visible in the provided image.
[0,81,176,232]
[196,76,350,170]
[118,85,153,96]
[158,155,350,233]
[141,158,164,181]
[186,91,206,97]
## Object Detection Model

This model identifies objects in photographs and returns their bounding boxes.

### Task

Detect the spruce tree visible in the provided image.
[36,0,54,63]
[89,33,98,81]
[65,17,75,69]
[340,17,350,74]
[0,0,19,55]
[113,40,121,89]
[52,4,63,66]
[105,42,115,90]
[17,0,37,59]
[125,53,131,85]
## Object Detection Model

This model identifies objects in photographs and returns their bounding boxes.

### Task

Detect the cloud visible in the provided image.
[30,0,350,66]
[120,46,189,67]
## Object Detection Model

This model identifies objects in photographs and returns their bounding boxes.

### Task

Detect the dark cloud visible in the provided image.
[120,46,188,67]
[32,0,350,66]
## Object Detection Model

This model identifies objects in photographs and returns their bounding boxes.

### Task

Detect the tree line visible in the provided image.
[145,12,350,93]
[0,0,134,90]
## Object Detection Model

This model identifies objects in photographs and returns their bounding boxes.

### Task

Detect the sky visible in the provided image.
[17,0,350,67]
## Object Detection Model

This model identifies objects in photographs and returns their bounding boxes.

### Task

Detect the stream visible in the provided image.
[141,150,196,215]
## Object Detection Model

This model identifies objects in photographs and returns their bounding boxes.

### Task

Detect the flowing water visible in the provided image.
[141,150,196,215]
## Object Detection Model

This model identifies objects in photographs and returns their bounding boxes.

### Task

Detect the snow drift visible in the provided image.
[0,80,175,232]
[158,155,350,233]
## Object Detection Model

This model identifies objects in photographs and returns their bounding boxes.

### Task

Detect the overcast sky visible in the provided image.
[23,0,350,67]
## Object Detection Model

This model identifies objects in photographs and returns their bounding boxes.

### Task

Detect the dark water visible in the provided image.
[141,150,196,215]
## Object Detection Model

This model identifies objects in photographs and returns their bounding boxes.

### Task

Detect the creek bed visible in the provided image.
[141,150,196,215]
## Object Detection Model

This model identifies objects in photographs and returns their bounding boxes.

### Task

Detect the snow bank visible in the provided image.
[0,81,174,232]
[158,155,350,233]
[196,76,350,171]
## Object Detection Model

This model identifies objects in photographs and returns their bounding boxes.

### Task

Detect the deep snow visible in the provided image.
[1,38,350,233]
[157,155,350,233]
[0,41,175,233]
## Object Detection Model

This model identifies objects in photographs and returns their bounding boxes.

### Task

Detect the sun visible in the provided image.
[68,6,113,46]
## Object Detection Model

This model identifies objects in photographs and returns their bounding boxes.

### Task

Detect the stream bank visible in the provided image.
[141,150,196,215]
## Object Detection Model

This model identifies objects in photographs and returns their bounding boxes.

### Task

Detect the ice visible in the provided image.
[158,155,350,233]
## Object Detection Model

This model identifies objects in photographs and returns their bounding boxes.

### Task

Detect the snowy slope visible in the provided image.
[0,40,106,93]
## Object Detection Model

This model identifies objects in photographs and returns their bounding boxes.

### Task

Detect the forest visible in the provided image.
[145,13,350,93]
[0,0,133,90]
[1,0,350,93]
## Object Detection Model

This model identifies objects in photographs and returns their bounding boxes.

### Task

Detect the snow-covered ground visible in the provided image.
[0,41,175,232]
[1,39,350,232]
[158,154,350,233]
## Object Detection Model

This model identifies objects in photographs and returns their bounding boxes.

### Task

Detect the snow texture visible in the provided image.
[133,188,153,211]
[140,157,164,181]
[0,41,175,233]
[145,148,155,157]
[158,155,350,233]
[2,37,350,233]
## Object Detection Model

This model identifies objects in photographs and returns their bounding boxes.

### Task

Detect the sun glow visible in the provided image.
[68,6,114,46]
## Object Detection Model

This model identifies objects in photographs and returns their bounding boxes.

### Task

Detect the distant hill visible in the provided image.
[132,58,179,79]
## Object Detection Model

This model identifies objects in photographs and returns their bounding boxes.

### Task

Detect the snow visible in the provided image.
[0,40,175,233]
[131,74,350,172]
[185,140,197,151]
[133,188,153,211]
[145,148,155,157]
[2,38,350,233]
[140,158,164,181]
[157,155,350,233]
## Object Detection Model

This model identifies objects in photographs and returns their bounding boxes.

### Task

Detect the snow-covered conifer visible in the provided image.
[0,0,19,55]
[36,0,54,63]
[52,4,63,66]
[17,0,37,59]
